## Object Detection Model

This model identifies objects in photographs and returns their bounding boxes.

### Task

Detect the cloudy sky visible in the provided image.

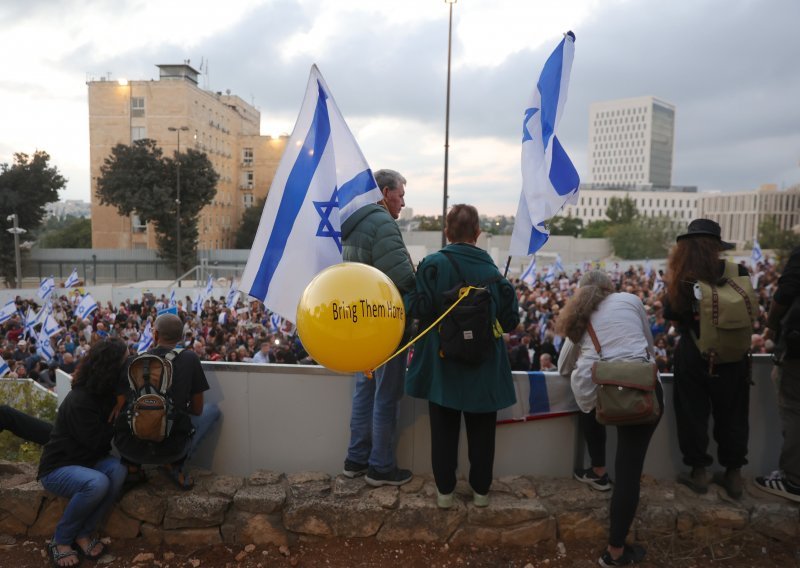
[1,0,798,216]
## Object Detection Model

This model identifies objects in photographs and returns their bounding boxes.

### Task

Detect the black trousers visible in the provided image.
[428,401,497,495]
[0,405,53,445]
[672,340,750,468]
[580,384,664,548]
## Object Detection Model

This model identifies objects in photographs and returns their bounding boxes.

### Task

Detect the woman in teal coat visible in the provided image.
[405,204,519,508]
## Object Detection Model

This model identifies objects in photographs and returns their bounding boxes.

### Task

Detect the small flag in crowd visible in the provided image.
[653,271,665,295]
[644,259,652,279]
[239,65,384,323]
[41,311,61,338]
[554,254,565,275]
[509,31,580,256]
[226,279,239,309]
[23,306,36,338]
[75,293,98,320]
[0,356,9,378]
[0,300,17,324]
[136,321,154,353]
[193,292,203,314]
[36,332,54,363]
[64,268,80,288]
[204,275,214,301]
[38,276,55,301]
[269,312,282,333]
[169,289,177,308]
[521,257,537,286]
[582,261,592,273]
[751,237,763,265]
[543,264,556,284]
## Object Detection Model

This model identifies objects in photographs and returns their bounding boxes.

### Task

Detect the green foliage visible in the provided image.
[605,195,639,224]
[38,216,91,248]
[96,139,219,272]
[549,216,584,237]
[0,382,57,463]
[0,151,66,285]
[759,216,799,258]
[583,220,612,238]
[608,216,680,259]
[235,197,266,249]
[417,215,444,231]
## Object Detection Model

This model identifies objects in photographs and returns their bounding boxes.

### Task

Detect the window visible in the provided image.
[131,214,147,233]
[240,171,254,189]
[243,193,254,208]
[131,97,145,117]
[131,126,146,141]
[242,147,253,165]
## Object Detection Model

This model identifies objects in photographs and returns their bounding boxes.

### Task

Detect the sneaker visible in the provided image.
[437,491,455,509]
[712,467,743,499]
[342,459,368,478]
[598,544,646,567]
[574,467,612,492]
[754,470,800,503]
[365,466,413,487]
[677,466,708,494]
[473,492,490,507]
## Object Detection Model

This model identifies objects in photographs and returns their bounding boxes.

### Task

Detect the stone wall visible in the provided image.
[1,461,797,548]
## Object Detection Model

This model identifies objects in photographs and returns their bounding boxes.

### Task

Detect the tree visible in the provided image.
[759,216,799,259]
[37,216,91,248]
[96,139,219,272]
[549,215,584,237]
[608,216,679,259]
[235,197,266,249]
[417,215,443,231]
[605,195,639,224]
[0,152,66,285]
[583,220,612,238]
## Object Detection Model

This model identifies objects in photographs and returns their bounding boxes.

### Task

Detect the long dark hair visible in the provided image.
[71,338,127,397]
[665,236,722,315]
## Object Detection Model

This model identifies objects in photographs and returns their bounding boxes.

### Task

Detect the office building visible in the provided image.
[588,96,675,188]
[88,63,287,250]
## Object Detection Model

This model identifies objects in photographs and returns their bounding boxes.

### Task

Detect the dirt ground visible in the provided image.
[1,531,797,568]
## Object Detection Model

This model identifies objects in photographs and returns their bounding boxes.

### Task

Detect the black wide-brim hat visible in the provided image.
[677,218,735,250]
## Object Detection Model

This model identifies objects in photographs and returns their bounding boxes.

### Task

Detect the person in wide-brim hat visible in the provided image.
[676,218,735,250]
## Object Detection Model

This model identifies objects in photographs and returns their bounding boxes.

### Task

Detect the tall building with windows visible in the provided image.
[88,63,287,250]
[588,96,675,188]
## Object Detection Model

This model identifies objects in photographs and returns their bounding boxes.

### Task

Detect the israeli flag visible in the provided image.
[644,259,652,279]
[543,264,556,284]
[582,261,592,273]
[510,32,580,256]
[226,279,239,309]
[751,237,763,265]
[269,312,282,333]
[654,271,665,295]
[169,289,177,308]
[23,306,36,337]
[64,268,80,288]
[240,65,383,322]
[521,257,537,286]
[36,332,54,363]
[204,275,214,301]
[0,300,17,324]
[193,292,203,314]
[554,254,565,275]
[41,312,61,338]
[38,276,56,301]
[136,321,154,353]
[75,293,98,320]
[0,356,9,378]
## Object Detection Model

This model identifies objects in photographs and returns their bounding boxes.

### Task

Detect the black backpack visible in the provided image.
[437,250,500,365]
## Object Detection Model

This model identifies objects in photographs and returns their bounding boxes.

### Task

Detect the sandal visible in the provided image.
[74,536,104,560]
[160,465,194,490]
[48,541,80,567]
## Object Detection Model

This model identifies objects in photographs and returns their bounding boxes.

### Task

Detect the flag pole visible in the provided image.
[503,255,511,278]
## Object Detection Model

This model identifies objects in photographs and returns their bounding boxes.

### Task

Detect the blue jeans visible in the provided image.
[40,455,127,544]
[187,403,221,461]
[346,354,406,472]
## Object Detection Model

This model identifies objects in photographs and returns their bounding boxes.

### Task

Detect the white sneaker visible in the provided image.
[437,491,454,509]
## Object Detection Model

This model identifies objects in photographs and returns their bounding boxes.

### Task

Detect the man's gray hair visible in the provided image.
[374,169,406,191]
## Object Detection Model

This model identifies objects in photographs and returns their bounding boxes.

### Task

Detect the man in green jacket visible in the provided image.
[341,169,416,486]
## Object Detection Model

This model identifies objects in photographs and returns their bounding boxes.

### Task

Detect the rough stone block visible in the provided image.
[103,507,141,539]
[556,510,607,542]
[28,497,66,537]
[289,480,331,499]
[233,484,286,514]
[222,510,289,547]
[284,497,386,538]
[140,522,163,546]
[0,480,47,526]
[466,494,548,527]
[162,527,222,547]
[248,470,283,486]
[366,486,399,509]
[0,509,29,535]
[377,494,465,542]
[119,486,168,525]
[750,502,800,542]
[203,474,244,498]
[163,494,230,529]
[333,476,364,498]
[500,517,557,546]
[287,471,330,485]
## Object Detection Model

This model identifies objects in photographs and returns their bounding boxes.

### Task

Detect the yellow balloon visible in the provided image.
[296,263,406,373]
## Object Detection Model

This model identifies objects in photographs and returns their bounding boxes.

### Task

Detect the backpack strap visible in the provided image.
[586,321,603,358]
[164,347,184,362]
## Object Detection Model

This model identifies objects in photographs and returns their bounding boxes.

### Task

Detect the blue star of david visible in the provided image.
[522,107,539,142]
[313,187,342,253]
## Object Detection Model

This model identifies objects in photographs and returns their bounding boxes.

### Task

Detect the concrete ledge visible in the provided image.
[2,460,798,547]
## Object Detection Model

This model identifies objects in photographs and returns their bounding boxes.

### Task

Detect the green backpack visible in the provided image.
[691,262,757,364]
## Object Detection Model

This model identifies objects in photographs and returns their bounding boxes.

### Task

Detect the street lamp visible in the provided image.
[442,0,457,247]
[6,213,26,289]
[168,126,190,285]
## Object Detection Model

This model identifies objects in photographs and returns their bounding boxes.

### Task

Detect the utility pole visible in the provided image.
[6,213,25,289]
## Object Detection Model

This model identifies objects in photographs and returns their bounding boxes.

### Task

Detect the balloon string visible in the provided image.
[365,285,481,379]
